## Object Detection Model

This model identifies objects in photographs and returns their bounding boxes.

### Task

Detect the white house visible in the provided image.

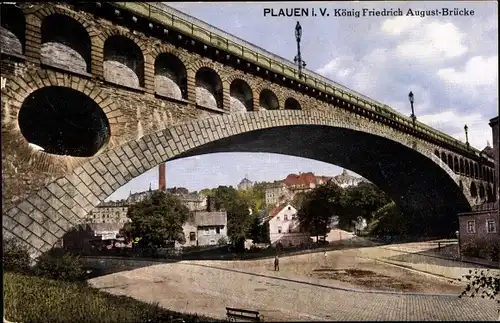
[268,203,310,247]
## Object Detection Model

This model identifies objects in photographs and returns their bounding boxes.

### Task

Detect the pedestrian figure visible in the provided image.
[274,255,280,271]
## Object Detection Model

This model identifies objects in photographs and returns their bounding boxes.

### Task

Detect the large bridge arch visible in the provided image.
[2,110,473,257]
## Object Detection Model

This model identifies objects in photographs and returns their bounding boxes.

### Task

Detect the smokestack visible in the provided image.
[158,163,166,191]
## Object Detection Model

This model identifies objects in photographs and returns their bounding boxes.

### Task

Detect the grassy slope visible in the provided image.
[3,272,219,323]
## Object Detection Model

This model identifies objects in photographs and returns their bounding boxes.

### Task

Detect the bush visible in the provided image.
[217,237,228,245]
[463,240,499,262]
[3,238,32,273]
[35,253,86,282]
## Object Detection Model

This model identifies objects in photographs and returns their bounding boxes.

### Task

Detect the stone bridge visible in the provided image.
[0,2,496,256]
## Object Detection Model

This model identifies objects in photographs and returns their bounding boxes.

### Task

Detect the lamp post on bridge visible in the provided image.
[408,91,416,126]
[464,124,470,149]
[293,21,307,79]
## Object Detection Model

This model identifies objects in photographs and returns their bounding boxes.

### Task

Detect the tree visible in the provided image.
[121,191,189,247]
[339,182,391,230]
[298,181,344,241]
[459,269,500,321]
[212,186,253,249]
[291,192,308,210]
[248,214,270,244]
[368,201,408,237]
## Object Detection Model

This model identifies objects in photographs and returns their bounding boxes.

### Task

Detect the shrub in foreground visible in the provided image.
[2,239,32,273]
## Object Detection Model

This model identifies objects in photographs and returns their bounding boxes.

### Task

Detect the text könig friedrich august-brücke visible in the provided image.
[263,8,475,18]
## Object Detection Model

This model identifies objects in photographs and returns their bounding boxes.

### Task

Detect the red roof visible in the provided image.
[283,172,330,187]
[269,202,295,219]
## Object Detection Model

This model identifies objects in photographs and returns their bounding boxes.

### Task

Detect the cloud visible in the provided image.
[380,16,468,62]
[380,16,424,36]
[394,22,467,60]
[437,56,498,86]
[418,110,491,149]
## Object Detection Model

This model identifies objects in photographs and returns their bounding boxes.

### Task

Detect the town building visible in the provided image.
[264,170,367,207]
[267,203,310,247]
[282,172,329,194]
[182,198,228,246]
[265,182,291,207]
[84,200,130,224]
[332,169,367,188]
[237,176,254,190]
[458,116,499,264]
[175,192,207,211]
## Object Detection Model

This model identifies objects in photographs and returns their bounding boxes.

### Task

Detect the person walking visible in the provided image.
[274,255,280,271]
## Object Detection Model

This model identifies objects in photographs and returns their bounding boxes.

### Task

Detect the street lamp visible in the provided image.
[464,124,469,149]
[293,21,307,78]
[408,91,416,125]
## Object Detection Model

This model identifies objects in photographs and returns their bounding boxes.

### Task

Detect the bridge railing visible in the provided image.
[112,2,483,157]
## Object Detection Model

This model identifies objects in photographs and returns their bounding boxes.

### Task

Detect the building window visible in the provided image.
[190,232,196,241]
[209,239,216,245]
[216,227,220,234]
[278,227,282,234]
[284,214,288,221]
[487,220,497,233]
[288,206,291,210]
[467,220,476,233]
[209,228,216,235]
[277,216,280,221]
[204,228,209,236]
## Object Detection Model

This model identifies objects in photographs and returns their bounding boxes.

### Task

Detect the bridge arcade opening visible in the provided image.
[18,86,110,157]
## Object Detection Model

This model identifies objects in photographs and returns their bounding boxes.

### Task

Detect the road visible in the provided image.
[88,243,499,321]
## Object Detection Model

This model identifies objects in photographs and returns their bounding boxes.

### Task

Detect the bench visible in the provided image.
[226,307,263,322]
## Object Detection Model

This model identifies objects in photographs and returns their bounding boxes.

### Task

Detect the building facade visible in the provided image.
[458,115,499,263]
[458,206,499,261]
[332,169,368,188]
[268,203,310,247]
[265,182,291,207]
[182,211,228,246]
[85,201,130,224]
[237,176,254,190]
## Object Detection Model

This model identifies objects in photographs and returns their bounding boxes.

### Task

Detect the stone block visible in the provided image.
[60,194,77,209]
[73,193,89,209]
[43,219,62,235]
[3,216,17,231]
[27,194,51,213]
[82,163,97,176]
[26,234,45,250]
[41,231,58,247]
[75,182,91,197]
[13,225,32,240]
[91,172,105,186]
[15,211,34,228]
[62,183,79,198]
[28,221,46,238]
[29,209,48,225]
[17,200,35,215]
[101,182,113,196]
[37,188,52,200]
[6,207,20,218]
[93,160,108,176]
[47,183,66,199]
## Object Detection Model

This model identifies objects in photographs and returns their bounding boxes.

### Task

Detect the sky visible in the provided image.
[107,1,498,201]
